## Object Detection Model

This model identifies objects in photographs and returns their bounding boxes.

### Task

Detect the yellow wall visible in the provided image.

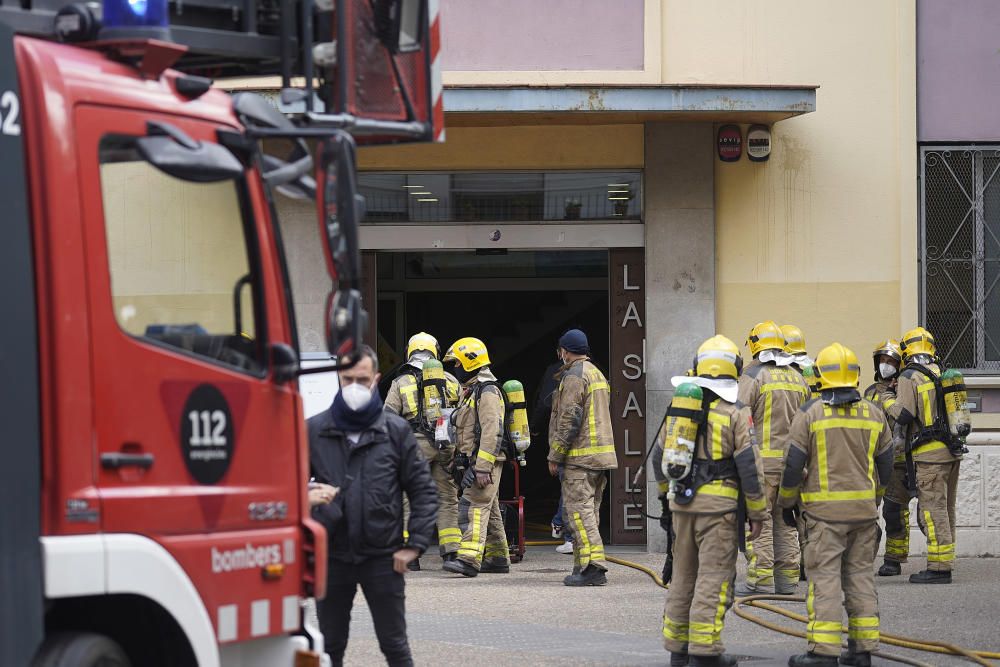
[657,0,917,378]
[359,124,644,170]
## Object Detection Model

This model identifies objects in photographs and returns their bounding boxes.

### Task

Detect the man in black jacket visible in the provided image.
[308,345,438,667]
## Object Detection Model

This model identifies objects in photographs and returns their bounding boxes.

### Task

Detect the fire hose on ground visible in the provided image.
[523,539,999,666]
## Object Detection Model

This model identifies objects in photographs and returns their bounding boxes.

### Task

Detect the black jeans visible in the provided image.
[318,556,413,667]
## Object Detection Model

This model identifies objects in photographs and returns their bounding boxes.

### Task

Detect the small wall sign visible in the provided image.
[747,124,772,162]
[717,125,742,162]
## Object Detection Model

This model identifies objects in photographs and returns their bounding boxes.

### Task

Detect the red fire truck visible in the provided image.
[0,1,442,665]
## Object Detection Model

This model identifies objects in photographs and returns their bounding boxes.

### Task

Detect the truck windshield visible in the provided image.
[98,136,265,375]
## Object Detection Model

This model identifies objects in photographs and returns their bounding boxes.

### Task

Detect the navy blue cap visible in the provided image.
[558,329,590,355]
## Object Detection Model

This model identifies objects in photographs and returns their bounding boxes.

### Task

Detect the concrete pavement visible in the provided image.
[326,547,1000,666]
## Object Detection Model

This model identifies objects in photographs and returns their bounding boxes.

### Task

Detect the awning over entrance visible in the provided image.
[443,84,817,126]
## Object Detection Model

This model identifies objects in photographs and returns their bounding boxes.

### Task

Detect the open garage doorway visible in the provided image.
[371,249,611,543]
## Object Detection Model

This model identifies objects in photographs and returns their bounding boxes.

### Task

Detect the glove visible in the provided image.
[782,507,799,529]
[474,471,492,489]
[658,495,671,533]
[460,466,477,490]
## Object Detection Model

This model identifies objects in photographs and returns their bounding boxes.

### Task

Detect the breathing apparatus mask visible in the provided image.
[879,362,898,380]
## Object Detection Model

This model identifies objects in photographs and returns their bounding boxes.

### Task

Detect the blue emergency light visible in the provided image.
[100,0,170,40]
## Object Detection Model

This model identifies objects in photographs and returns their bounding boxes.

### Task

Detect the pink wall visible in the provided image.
[918,0,1000,141]
[440,0,645,72]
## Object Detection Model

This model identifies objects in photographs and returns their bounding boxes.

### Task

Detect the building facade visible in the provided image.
[265,0,1000,553]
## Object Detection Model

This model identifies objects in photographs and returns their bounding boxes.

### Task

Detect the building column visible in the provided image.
[644,123,716,552]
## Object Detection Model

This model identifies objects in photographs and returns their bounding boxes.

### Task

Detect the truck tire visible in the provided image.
[32,632,130,667]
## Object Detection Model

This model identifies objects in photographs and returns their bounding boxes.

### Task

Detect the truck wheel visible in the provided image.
[33,632,130,667]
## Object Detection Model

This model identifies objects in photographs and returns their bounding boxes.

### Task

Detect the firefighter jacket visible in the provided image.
[384,366,460,431]
[453,368,506,474]
[547,358,618,471]
[652,398,768,520]
[738,359,812,475]
[887,363,961,464]
[778,397,894,522]
[864,380,901,462]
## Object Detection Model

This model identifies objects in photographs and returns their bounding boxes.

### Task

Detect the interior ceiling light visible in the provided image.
[607,189,631,193]
[409,191,432,195]
[402,185,425,189]
[417,198,439,202]
[607,183,630,187]
[608,196,631,200]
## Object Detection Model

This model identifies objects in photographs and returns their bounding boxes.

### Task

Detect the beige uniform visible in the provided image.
[453,368,509,570]
[865,380,910,564]
[547,358,617,571]
[738,360,811,589]
[779,397,894,657]
[385,368,462,557]
[659,398,768,657]
[887,364,962,573]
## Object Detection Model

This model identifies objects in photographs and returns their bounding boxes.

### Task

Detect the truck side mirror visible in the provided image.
[317,132,368,358]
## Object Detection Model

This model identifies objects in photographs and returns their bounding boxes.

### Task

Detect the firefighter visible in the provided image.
[864,339,909,576]
[441,337,510,577]
[546,329,618,586]
[780,324,813,372]
[384,332,462,569]
[886,327,963,584]
[779,342,894,667]
[736,321,811,596]
[657,335,767,667]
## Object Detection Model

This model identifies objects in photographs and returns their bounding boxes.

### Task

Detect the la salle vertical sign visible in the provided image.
[609,249,646,545]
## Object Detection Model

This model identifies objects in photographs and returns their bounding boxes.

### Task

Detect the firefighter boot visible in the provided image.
[563,564,607,586]
[407,559,421,572]
[788,653,838,667]
[735,581,773,597]
[479,558,510,574]
[909,569,951,584]
[877,559,901,576]
[669,651,689,667]
[443,559,479,578]
[839,641,872,667]
[689,655,738,666]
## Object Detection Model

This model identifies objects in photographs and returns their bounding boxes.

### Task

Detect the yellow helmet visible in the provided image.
[900,327,936,361]
[746,320,785,356]
[780,324,807,355]
[406,332,439,360]
[695,335,743,380]
[872,338,902,364]
[443,337,491,372]
[814,342,861,390]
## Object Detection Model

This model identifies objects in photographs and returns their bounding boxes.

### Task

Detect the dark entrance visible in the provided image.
[371,250,610,540]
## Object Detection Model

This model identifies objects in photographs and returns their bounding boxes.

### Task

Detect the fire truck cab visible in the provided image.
[0,1,441,665]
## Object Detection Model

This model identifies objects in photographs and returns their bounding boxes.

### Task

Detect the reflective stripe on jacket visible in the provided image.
[888,364,960,463]
[547,358,618,470]
[738,359,811,474]
[778,398,894,522]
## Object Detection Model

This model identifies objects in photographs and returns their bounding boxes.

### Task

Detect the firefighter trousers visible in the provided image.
[882,462,913,564]
[561,466,608,571]
[457,461,509,569]
[746,473,800,588]
[416,436,461,557]
[915,460,960,572]
[803,516,880,657]
[662,511,737,656]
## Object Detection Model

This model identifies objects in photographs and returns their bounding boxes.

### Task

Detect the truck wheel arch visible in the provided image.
[42,535,218,667]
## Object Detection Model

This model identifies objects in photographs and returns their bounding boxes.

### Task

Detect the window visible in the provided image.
[99,136,264,374]
[359,171,641,223]
[920,145,1000,371]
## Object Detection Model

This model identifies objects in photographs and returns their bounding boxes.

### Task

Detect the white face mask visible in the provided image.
[879,363,897,380]
[341,381,373,411]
